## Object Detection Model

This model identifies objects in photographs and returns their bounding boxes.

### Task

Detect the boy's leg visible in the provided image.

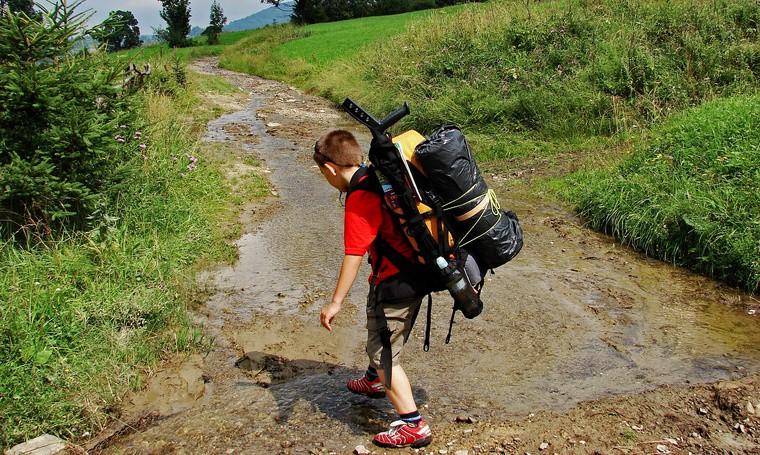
[376,365,416,414]
[365,296,432,448]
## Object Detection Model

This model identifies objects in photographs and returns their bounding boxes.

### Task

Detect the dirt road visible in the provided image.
[93,59,760,454]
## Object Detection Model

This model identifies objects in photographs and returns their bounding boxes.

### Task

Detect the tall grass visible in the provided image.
[561,96,760,292]
[314,0,759,145]
[0,69,262,446]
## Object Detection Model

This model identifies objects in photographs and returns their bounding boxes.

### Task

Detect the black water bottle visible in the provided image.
[436,257,483,319]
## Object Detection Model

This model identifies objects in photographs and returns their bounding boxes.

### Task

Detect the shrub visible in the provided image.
[0,1,137,239]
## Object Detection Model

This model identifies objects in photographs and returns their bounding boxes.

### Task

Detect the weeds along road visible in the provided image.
[93,59,760,454]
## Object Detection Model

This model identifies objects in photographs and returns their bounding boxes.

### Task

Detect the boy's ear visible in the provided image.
[323,162,338,176]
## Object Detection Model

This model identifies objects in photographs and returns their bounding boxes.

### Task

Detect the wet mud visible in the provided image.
[95,59,760,454]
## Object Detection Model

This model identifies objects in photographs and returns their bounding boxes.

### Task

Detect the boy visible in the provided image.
[313,129,433,448]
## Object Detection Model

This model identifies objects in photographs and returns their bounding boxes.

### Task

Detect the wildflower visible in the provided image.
[134,131,142,139]
[186,154,198,172]
[114,135,126,143]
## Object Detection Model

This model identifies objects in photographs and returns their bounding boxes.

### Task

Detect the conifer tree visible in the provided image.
[159,0,191,47]
[207,0,226,45]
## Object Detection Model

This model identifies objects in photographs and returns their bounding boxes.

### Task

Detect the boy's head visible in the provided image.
[313,130,362,168]
[314,130,363,192]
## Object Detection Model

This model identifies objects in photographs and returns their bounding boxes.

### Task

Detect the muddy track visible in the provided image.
[93,59,760,454]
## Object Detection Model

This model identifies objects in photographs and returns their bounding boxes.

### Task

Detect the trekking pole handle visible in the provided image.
[342,98,409,139]
[377,102,410,135]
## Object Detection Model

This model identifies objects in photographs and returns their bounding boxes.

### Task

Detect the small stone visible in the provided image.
[454,451,468,455]
[6,435,68,455]
[747,402,755,415]
[438,450,448,455]
[226,450,235,454]
[353,445,370,455]
[513,437,522,442]
[455,415,478,424]
[281,440,292,448]
[286,99,297,103]
[656,444,670,454]
[463,429,473,434]
[579,440,586,445]
[631,424,643,431]
[266,122,281,128]
[698,407,708,415]
[539,442,549,451]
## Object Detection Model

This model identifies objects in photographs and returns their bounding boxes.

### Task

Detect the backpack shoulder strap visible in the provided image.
[347,165,382,199]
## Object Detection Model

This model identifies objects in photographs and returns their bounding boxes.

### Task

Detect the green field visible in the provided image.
[218,5,468,83]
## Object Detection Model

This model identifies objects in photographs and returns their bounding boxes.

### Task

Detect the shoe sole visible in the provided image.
[347,387,385,399]
[372,436,432,449]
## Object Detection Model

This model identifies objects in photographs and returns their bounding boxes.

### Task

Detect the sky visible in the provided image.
[82,0,271,33]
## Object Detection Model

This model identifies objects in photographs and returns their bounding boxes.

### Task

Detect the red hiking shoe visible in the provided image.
[372,419,433,448]
[347,375,386,398]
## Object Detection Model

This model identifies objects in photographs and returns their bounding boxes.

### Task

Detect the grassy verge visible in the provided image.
[0,67,266,446]
[557,96,760,292]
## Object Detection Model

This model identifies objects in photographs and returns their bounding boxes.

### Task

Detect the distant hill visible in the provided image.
[225,3,292,32]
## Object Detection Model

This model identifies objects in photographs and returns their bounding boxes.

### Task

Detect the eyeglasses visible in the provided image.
[313,141,360,167]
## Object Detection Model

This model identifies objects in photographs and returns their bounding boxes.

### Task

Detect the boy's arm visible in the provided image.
[320,254,364,332]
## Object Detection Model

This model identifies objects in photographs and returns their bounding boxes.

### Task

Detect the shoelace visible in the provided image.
[386,420,406,436]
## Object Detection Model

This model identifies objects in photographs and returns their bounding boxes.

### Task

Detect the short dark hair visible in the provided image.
[314,130,362,167]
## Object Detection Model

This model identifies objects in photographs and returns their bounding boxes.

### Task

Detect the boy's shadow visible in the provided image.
[234,351,429,434]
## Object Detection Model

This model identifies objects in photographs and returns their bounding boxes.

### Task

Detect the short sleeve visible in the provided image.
[344,190,383,256]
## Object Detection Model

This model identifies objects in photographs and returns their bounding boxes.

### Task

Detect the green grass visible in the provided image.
[558,96,760,292]
[0,67,267,446]
[218,5,468,84]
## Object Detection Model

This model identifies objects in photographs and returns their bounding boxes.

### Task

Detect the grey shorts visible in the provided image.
[366,295,423,369]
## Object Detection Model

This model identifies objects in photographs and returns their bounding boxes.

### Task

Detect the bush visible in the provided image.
[563,96,760,292]
[0,1,137,239]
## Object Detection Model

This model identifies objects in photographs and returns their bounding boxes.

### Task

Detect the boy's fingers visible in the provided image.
[320,312,332,332]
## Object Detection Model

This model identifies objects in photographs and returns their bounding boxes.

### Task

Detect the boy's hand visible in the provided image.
[320,301,342,332]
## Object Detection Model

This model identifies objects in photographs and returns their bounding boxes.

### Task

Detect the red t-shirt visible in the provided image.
[344,175,417,285]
